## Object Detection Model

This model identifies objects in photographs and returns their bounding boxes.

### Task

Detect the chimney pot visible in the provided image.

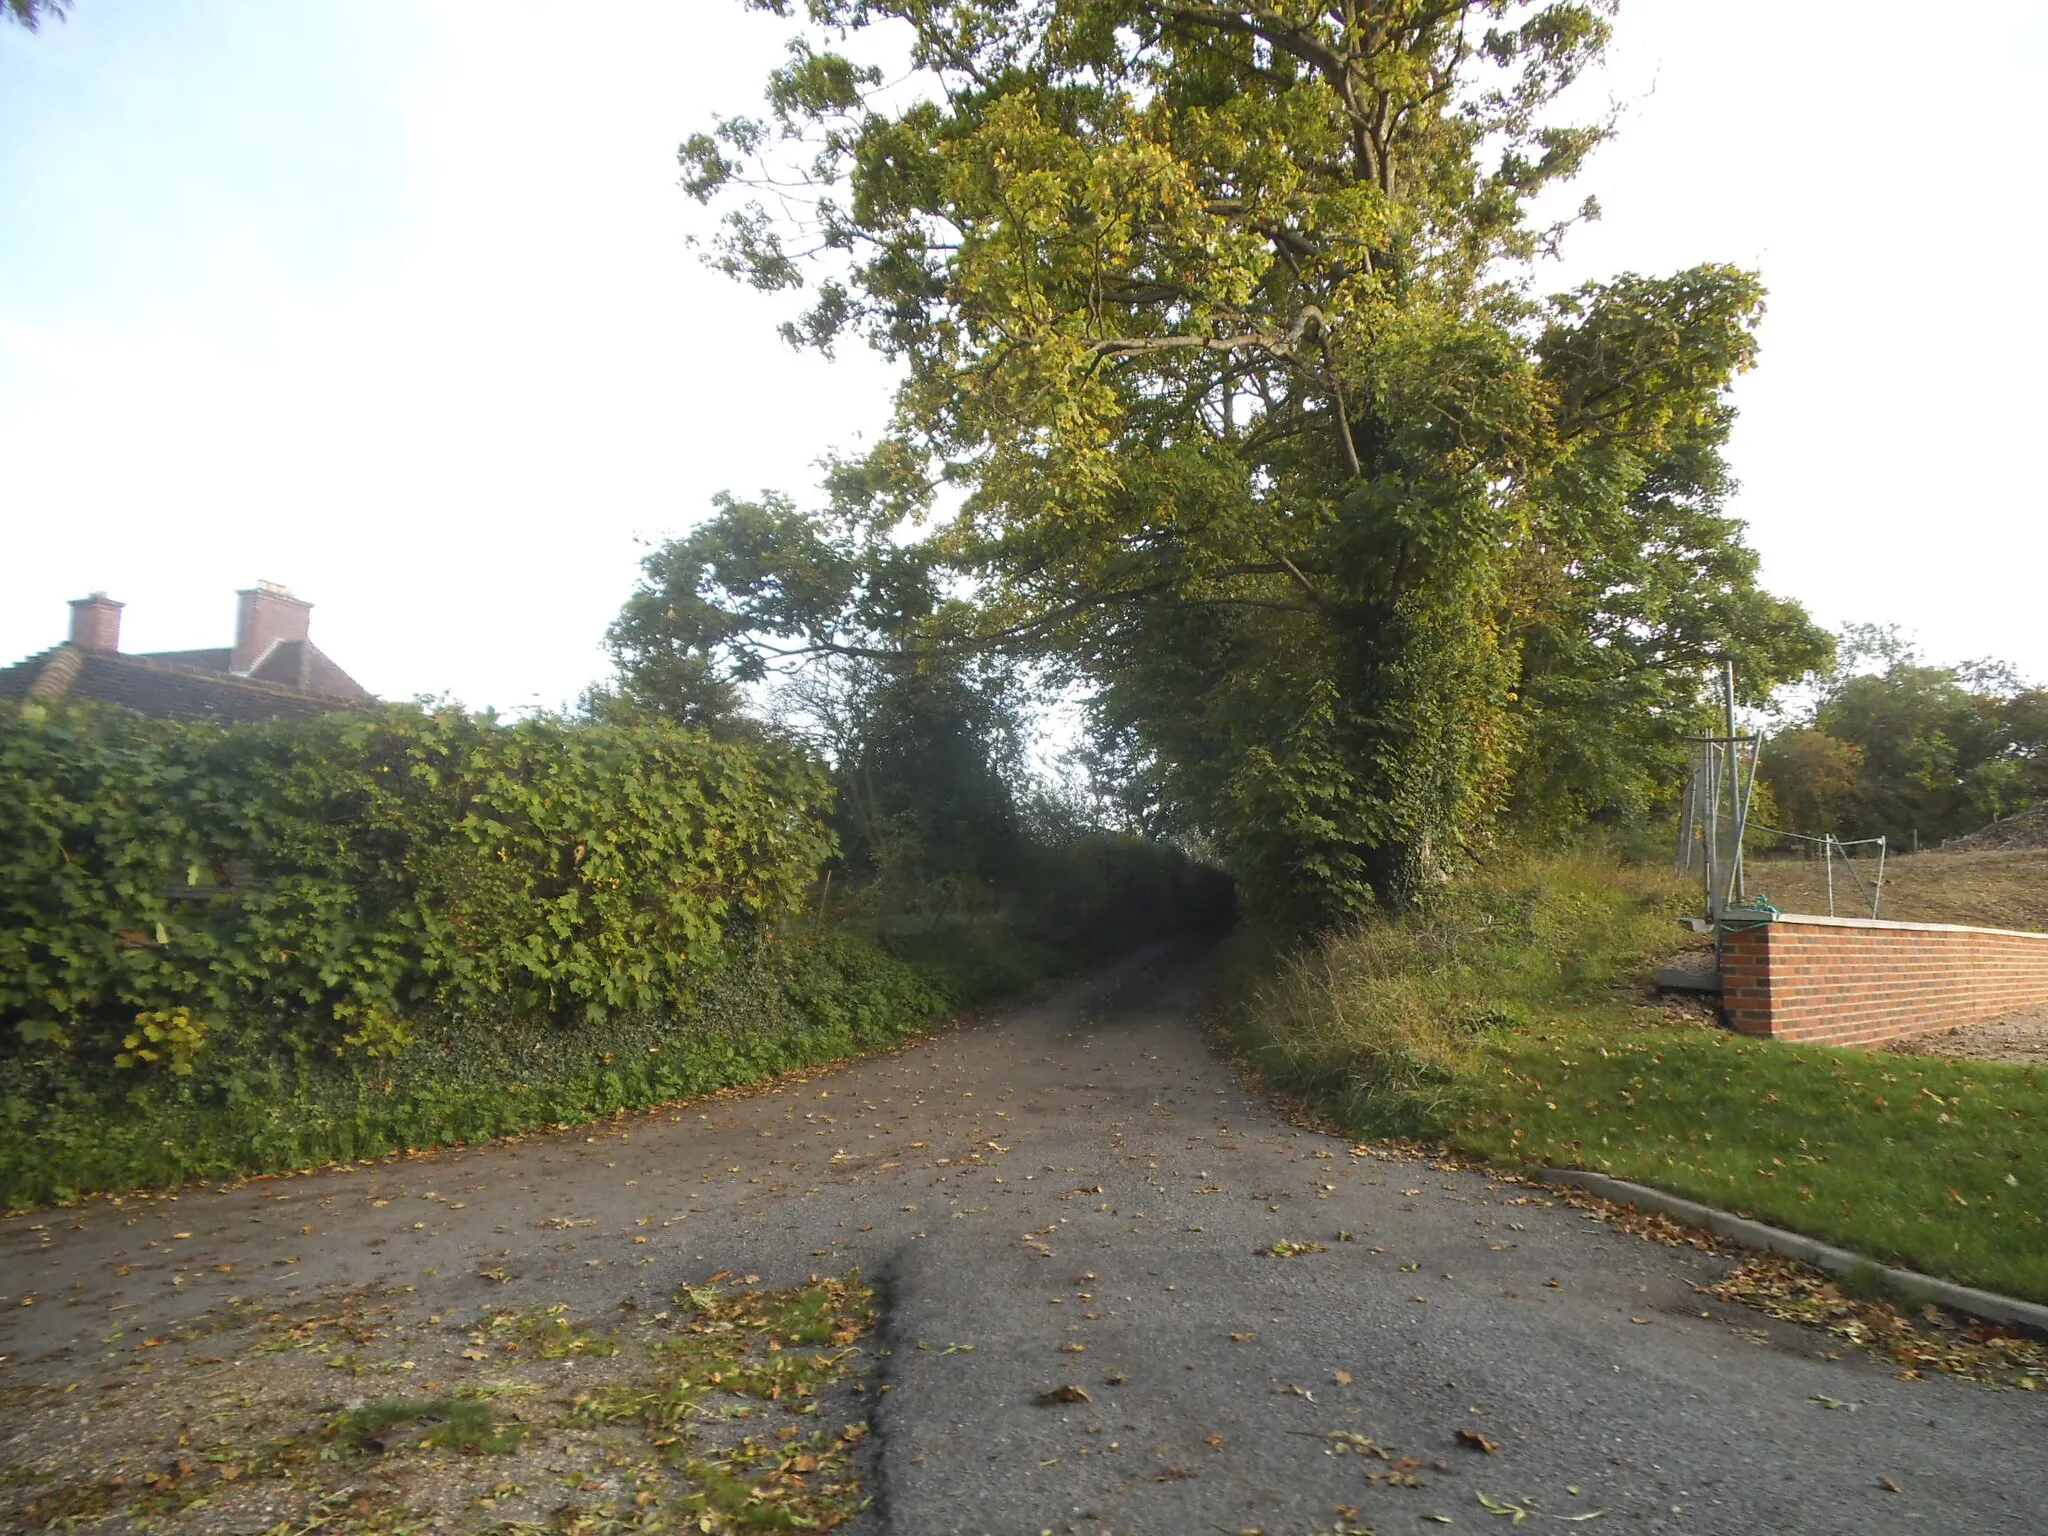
[233,582,313,675]
[68,592,124,652]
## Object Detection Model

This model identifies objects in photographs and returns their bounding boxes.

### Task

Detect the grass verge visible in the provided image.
[1232,850,2048,1304]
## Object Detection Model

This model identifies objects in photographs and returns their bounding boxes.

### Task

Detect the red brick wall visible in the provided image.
[1720,916,2048,1046]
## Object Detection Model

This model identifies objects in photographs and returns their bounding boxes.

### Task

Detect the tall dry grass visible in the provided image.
[1233,851,1690,1135]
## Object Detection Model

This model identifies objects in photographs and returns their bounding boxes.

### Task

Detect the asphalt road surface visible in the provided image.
[4,946,2044,1534]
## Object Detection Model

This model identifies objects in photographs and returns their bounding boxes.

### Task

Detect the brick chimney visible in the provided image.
[68,592,124,652]
[232,581,312,674]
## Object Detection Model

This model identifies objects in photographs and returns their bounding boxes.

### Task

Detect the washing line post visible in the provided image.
[1702,741,1720,920]
[1723,661,1743,908]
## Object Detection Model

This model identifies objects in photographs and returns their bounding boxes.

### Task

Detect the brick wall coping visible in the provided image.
[1758,911,2048,942]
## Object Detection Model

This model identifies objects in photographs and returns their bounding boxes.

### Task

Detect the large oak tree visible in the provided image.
[629,0,1827,928]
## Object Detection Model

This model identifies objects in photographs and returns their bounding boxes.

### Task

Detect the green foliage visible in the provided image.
[335,1396,526,1456]
[0,699,835,1054]
[0,929,950,1208]
[677,0,1825,931]
[115,1007,209,1075]
[1510,285,1834,831]
[332,1001,414,1060]
[1760,629,2048,843]
[1758,728,1863,834]
[482,1303,622,1359]
[609,496,1037,888]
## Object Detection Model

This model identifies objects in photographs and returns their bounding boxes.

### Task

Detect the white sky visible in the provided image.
[3,1,2043,713]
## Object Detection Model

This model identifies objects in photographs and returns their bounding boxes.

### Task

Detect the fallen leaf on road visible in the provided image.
[1809,1394,1859,1411]
[1879,1476,1903,1494]
[1230,1332,1256,1343]
[1103,1372,1128,1385]
[1455,1430,1498,1454]
[1059,1342,1086,1353]
[1476,1489,1532,1523]
[1035,1385,1090,1405]
[1333,1370,1353,1386]
[1259,1239,1327,1258]
[1154,1466,1195,1481]
[1274,1383,1316,1401]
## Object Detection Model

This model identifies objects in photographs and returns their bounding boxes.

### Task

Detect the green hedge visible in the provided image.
[1,701,834,1057]
[0,700,1234,1207]
[0,931,954,1207]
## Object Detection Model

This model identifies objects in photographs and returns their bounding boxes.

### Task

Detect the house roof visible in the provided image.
[0,643,374,724]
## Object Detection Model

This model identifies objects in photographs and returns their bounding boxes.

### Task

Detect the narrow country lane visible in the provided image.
[3,946,2043,1534]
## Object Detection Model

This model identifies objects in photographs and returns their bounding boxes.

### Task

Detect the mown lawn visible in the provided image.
[1459,1024,2048,1303]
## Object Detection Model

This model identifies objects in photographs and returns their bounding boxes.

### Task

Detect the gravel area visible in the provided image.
[1893,1004,2048,1066]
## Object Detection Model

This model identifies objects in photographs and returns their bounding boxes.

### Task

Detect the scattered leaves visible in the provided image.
[1708,1255,2048,1390]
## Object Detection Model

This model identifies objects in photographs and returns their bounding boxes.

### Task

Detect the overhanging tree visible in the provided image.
[661,0,1826,929]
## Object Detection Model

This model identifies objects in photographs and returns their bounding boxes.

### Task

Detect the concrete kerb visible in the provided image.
[1539,1166,2048,1339]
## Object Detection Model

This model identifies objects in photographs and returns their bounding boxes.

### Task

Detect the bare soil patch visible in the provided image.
[1747,846,2048,932]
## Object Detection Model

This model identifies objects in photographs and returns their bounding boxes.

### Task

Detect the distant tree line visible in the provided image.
[1761,626,2048,847]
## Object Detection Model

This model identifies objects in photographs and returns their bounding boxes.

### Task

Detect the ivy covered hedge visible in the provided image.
[0,930,957,1206]
[1,700,834,1060]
